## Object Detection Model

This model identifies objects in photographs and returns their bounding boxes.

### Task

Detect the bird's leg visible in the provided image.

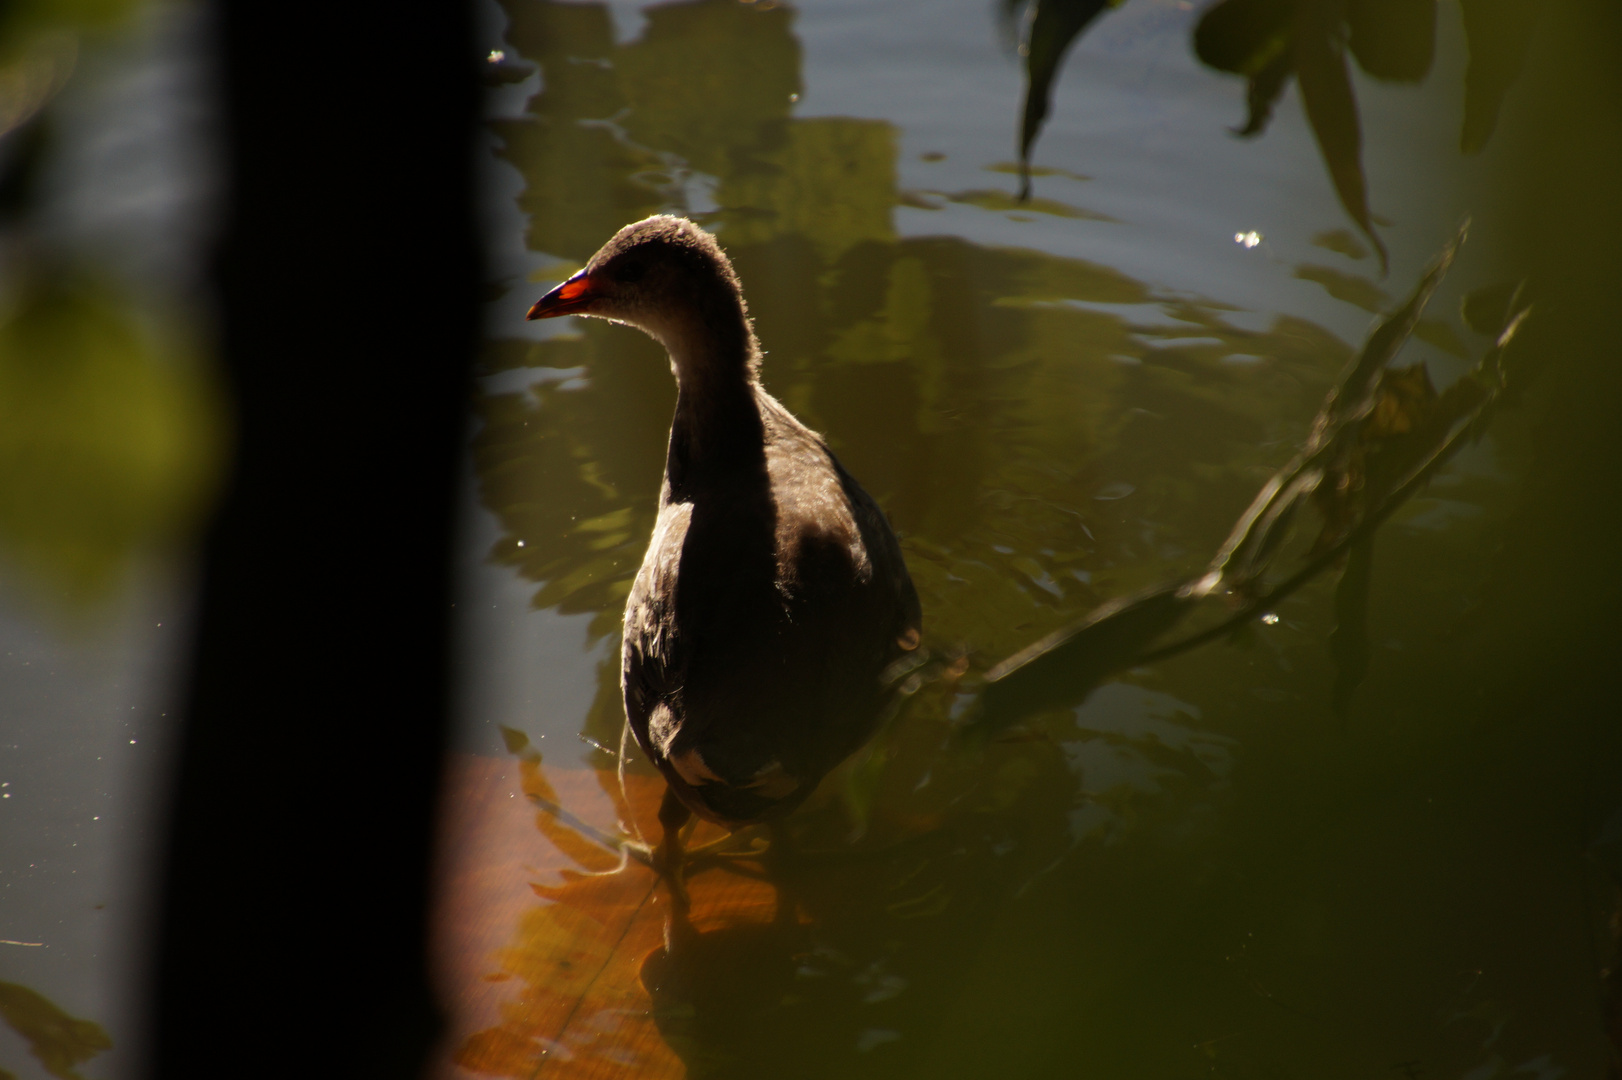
[655,787,693,914]
[616,720,647,846]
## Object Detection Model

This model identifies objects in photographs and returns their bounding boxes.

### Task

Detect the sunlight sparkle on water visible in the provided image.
[1234,230,1262,248]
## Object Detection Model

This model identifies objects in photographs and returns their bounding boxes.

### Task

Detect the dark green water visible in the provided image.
[461,0,1622,1076]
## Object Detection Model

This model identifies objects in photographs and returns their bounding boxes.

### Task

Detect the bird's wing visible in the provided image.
[622,499,692,750]
[838,458,922,639]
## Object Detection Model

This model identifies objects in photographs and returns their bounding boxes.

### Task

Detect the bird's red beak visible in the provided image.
[525,271,600,320]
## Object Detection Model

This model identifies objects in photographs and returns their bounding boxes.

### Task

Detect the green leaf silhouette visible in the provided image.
[1238,46,1295,135]
[1193,0,1293,74]
[1459,0,1541,152]
[1293,0,1389,271]
[1347,0,1435,83]
[1012,0,1113,199]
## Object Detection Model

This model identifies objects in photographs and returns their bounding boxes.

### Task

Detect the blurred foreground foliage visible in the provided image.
[1006,0,1540,268]
[0,271,222,606]
[0,0,225,614]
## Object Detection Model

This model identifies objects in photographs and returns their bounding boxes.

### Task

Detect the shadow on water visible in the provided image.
[451,0,1622,1076]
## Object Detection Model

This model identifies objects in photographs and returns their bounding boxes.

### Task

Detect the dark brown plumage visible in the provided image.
[527,215,921,907]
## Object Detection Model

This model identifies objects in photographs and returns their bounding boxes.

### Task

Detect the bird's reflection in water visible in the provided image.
[640,913,822,1077]
[448,663,1235,1077]
[448,709,1030,1073]
[633,730,1074,1079]
[639,857,953,1078]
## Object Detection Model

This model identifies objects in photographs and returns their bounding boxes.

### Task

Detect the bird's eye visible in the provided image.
[617,261,648,284]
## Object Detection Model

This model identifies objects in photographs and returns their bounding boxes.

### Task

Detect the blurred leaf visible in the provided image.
[1196,0,1392,260]
[0,273,225,608]
[1367,362,1435,437]
[1193,0,1298,135]
[0,982,111,1080]
[0,0,141,41]
[0,32,74,141]
[1347,0,1435,82]
[1459,0,1541,153]
[1238,46,1294,136]
[1321,227,1458,420]
[1460,280,1525,335]
[1015,0,1113,199]
[1193,0,1295,74]
[1293,2,1388,272]
[1208,223,1461,591]
[1309,361,1437,553]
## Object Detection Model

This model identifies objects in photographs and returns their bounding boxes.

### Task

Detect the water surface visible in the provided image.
[447,0,1622,1076]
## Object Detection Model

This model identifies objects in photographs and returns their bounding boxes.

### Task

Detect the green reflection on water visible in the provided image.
[472,0,1622,1075]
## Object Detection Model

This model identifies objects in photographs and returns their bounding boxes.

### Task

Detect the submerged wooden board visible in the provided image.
[431,753,779,1079]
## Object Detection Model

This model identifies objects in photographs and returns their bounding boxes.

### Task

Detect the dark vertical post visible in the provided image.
[149,1,479,1075]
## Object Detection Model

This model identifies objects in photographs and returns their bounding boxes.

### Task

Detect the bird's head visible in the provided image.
[525,215,747,352]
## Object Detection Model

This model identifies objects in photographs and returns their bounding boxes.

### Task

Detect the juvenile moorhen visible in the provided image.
[527,216,921,908]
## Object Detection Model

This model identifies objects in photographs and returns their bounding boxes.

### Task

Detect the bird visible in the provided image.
[527,215,921,910]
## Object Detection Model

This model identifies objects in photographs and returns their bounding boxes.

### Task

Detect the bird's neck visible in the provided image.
[658,307,765,482]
